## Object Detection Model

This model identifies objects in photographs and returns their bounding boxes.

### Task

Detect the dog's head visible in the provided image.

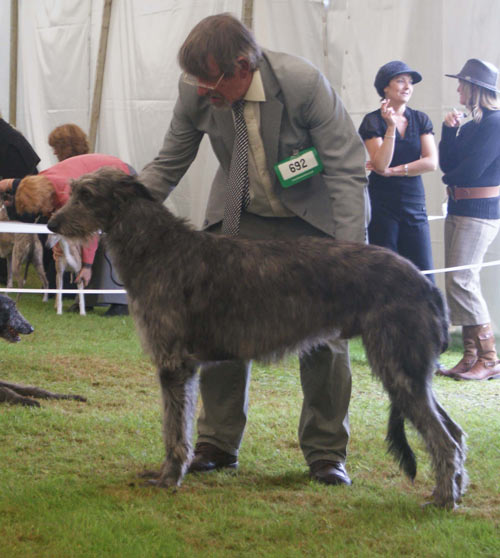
[0,295,34,343]
[47,168,155,240]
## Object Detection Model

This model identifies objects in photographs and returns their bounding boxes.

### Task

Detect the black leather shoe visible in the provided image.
[309,460,352,486]
[188,442,238,473]
[103,304,129,317]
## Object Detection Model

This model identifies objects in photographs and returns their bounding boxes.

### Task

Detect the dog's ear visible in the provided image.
[111,174,156,204]
[131,178,156,201]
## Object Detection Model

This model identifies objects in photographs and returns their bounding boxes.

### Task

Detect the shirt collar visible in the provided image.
[244,69,266,102]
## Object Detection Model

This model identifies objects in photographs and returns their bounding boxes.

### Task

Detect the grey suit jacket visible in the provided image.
[139,49,368,242]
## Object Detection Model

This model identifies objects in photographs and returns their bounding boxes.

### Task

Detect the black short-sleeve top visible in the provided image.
[0,118,40,179]
[358,107,434,203]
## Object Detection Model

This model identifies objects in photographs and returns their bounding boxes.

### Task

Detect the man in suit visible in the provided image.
[139,13,368,486]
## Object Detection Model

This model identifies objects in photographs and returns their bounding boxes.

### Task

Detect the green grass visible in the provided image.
[0,288,499,557]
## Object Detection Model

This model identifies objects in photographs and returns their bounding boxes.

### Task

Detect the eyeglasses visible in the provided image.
[181,72,225,91]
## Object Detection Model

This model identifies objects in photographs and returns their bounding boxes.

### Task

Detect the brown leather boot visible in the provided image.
[437,325,478,378]
[457,324,500,381]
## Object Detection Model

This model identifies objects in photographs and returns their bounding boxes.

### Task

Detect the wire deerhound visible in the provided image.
[47,168,467,508]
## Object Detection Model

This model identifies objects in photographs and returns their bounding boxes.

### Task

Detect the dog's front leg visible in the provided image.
[0,385,40,407]
[55,261,63,315]
[76,279,86,316]
[151,365,199,489]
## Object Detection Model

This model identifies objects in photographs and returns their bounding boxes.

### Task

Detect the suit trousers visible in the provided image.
[197,212,352,465]
[444,214,500,325]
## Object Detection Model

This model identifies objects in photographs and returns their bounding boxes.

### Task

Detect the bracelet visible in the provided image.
[404,164,409,176]
[384,135,396,139]
[82,263,92,269]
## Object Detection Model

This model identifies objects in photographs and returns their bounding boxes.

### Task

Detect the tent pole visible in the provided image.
[9,0,19,126]
[89,0,113,152]
[241,0,254,29]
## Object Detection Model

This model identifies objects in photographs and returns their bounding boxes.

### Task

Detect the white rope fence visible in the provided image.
[0,221,126,294]
[0,218,499,293]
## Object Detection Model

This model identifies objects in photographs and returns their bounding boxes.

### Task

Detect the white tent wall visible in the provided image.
[94,0,242,225]
[0,1,10,117]
[0,0,500,331]
[15,1,99,161]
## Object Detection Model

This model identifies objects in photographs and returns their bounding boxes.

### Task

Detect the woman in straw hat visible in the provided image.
[358,61,438,278]
[438,58,500,381]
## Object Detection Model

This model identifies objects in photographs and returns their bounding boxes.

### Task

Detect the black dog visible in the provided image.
[47,168,467,508]
[0,294,86,407]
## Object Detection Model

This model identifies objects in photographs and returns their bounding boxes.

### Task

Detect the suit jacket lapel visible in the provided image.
[259,55,283,184]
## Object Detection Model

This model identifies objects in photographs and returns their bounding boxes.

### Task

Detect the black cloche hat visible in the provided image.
[445,58,499,93]
[374,60,422,98]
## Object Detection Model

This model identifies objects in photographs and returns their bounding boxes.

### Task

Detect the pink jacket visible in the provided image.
[41,154,131,264]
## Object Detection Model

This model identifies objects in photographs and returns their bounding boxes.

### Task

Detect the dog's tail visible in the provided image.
[59,238,80,271]
[386,402,417,480]
[47,235,80,272]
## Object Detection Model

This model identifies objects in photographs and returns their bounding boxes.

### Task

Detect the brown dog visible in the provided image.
[0,204,48,302]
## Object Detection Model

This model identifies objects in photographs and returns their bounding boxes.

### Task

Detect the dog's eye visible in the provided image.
[77,188,92,203]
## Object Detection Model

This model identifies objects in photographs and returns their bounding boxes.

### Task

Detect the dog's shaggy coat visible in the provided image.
[47,168,467,508]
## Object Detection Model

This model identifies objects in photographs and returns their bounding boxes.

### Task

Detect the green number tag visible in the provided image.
[274,147,323,188]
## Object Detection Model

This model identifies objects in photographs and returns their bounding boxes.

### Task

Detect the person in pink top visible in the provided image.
[0,153,132,288]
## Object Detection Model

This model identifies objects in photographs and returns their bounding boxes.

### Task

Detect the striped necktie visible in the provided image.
[221,100,250,236]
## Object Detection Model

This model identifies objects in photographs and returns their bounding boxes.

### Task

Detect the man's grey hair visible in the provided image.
[178,13,262,80]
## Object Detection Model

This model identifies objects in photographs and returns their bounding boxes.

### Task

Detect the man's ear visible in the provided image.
[236,57,251,78]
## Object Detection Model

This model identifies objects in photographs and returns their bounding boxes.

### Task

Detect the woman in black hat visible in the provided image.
[358,61,438,278]
[438,58,500,381]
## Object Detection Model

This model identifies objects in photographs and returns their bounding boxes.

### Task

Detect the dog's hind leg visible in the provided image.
[396,384,462,508]
[5,254,13,290]
[32,237,49,302]
[432,394,468,499]
[363,315,461,508]
[149,364,199,489]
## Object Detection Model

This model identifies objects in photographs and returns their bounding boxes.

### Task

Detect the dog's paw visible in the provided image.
[147,477,180,492]
[141,471,181,492]
[20,397,41,408]
[422,496,457,510]
[138,468,162,480]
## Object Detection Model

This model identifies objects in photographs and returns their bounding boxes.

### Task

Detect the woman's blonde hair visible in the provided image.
[48,123,89,161]
[460,80,499,123]
[16,175,56,216]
